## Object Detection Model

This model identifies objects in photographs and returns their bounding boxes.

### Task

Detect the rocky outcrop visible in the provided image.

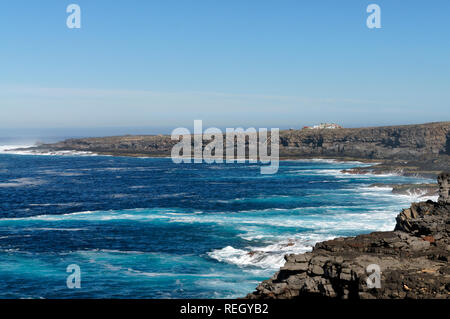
[15,121,448,179]
[246,173,450,299]
[27,122,450,160]
[29,135,177,157]
[279,122,450,160]
[21,122,450,178]
[394,200,449,238]
[438,173,450,204]
[341,156,450,179]
[369,183,439,198]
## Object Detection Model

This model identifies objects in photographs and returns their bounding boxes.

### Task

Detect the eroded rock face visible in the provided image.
[30,122,450,160]
[21,123,450,178]
[438,172,450,204]
[395,200,449,238]
[278,122,450,160]
[246,174,450,299]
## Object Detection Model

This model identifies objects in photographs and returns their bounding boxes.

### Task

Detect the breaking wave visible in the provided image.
[0,144,96,156]
[0,155,438,298]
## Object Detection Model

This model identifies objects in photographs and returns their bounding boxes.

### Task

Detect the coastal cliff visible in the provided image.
[27,122,450,159]
[246,172,450,299]
[23,121,450,177]
[279,121,450,159]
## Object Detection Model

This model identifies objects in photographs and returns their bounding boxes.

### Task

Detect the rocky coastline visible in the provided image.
[369,183,439,198]
[246,172,450,299]
[8,122,450,299]
[17,121,450,179]
[13,121,449,196]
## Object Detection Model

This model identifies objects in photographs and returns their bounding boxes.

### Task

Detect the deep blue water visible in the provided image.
[0,151,435,298]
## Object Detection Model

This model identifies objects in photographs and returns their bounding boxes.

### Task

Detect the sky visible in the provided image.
[0,0,449,138]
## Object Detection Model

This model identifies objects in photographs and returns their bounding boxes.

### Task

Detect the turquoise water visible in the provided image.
[0,152,436,298]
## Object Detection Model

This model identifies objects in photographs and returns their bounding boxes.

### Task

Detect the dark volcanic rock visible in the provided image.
[282,122,449,178]
[28,135,177,157]
[279,122,450,160]
[23,122,450,178]
[438,173,450,204]
[29,122,450,160]
[246,173,450,299]
[341,156,450,179]
[391,184,438,197]
[394,200,449,239]
[369,183,439,197]
[24,121,450,178]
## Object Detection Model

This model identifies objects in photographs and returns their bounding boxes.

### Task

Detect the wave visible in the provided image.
[0,144,36,152]
[284,158,375,165]
[210,182,437,206]
[0,178,46,188]
[0,165,435,272]
[72,249,240,279]
[0,145,97,156]
[125,269,228,278]
[354,186,438,202]
[21,227,86,232]
[283,168,403,180]
[0,202,398,225]
[208,233,335,269]
[315,169,400,178]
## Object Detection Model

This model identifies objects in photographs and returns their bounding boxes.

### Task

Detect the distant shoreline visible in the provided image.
[4,121,449,180]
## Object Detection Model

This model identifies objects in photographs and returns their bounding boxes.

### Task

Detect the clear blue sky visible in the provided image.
[0,0,449,135]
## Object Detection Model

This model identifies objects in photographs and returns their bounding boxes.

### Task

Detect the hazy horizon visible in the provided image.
[1,120,449,146]
[1,1,450,131]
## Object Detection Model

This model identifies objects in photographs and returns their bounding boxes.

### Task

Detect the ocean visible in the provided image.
[0,147,436,298]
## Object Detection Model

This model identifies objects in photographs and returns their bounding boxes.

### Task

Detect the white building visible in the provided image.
[303,123,343,130]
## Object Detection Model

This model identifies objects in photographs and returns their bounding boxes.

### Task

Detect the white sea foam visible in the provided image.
[125,269,227,278]
[38,169,86,177]
[0,178,46,188]
[354,186,438,202]
[0,204,400,232]
[0,144,97,156]
[207,234,334,269]
[0,164,437,272]
[284,158,375,165]
[0,144,36,153]
[286,168,399,179]
[206,182,437,268]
